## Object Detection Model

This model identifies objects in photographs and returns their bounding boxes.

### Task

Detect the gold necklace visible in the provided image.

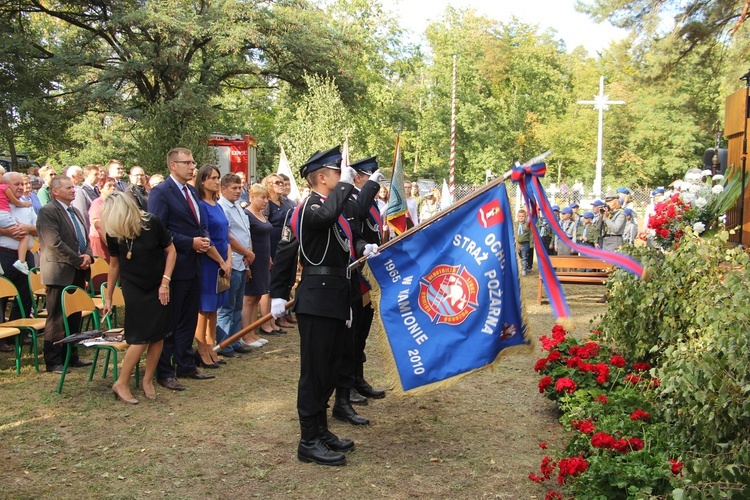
[126,238,134,259]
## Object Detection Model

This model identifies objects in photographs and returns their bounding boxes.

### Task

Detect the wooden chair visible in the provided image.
[0,276,46,372]
[0,326,23,373]
[88,257,109,298]
[28,267,47,318]
[57,285,137,394]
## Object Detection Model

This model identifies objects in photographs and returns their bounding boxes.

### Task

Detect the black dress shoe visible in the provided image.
[232,344,254,354]
[176,370,216,380]
[349,388,368,406]
[355,380,386,399]
[71,359,93,368]
[46,364,64,374]
[157,377,186,391]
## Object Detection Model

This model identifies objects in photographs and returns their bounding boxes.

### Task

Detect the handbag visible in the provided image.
[216,270,230,294]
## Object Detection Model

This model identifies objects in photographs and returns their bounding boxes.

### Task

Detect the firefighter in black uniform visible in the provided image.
[270,146,379,466]
[347,157,386,406]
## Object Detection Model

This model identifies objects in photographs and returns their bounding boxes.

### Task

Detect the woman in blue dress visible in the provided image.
[194,165,232,368]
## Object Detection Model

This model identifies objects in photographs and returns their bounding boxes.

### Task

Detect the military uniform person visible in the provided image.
[269,146,376,466]
[555,207,576,256]
[346,157,386,408]
[601,195,626,251]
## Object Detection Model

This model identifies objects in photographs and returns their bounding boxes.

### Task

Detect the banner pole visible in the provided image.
[350,150,552,271]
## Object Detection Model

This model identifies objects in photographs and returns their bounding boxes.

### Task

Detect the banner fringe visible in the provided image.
[364,261,534,397]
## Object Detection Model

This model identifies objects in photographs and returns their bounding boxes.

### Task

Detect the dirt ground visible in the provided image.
[0,276,604,499]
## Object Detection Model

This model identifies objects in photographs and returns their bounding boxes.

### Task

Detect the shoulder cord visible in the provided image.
[298,197,331,266]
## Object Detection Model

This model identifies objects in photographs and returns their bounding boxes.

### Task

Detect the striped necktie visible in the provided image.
[67,207,86,253]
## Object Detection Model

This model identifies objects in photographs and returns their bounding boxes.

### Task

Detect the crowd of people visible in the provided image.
[0,146,390,467]
[515,187,639,276]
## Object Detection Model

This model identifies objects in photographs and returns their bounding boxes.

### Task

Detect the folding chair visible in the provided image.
[88,258,109,298]
[57,285,138,394]
[0,326,22,373]
[28,267,47,318]
[0,276,46,372]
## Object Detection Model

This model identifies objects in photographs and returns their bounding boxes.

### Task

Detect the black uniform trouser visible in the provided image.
[355,301,374,368]
[337,296,369,388]
[297,313,347,419]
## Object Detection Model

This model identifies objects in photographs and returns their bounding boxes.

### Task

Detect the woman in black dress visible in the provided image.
[241,183,275,343]
[263,173,296,328]
[102,192,177,404]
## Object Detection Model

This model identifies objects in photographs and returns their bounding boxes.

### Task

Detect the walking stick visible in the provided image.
[213,299,295,351]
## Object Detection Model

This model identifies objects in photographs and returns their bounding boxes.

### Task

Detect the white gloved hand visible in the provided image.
[339,165,356,185]
[345,307,353,329]
[369,171,384,184]
[271,298,287,319]
[363,243,380,258]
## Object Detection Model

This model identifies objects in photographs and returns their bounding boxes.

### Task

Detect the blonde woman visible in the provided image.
[102,192,176,404]
[262,173,293,330]
[241,183,275,344]
[419,188,441,221]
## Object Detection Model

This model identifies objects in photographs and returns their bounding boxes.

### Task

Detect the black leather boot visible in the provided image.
[297,416,347,466]
[318,412,355,453]
[332,388,370,425]
[349,387,368,406]
[355,363,386,399]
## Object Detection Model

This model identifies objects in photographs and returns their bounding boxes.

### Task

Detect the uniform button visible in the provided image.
[322,282,326,286]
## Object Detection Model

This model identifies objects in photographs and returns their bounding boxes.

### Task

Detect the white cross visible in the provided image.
[577,76,625,198]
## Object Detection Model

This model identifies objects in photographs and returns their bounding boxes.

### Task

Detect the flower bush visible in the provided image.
[532,326,678,498]
[589,231,750,497]
[646,168,744,250]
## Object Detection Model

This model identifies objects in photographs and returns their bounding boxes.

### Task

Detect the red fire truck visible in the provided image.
[208,134,257,182]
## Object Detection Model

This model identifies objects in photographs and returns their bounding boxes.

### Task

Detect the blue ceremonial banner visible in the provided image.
[367,183,531,394]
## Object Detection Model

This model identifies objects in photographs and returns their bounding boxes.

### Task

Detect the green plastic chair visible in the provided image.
[57,285,138,394]
[0,276,46,372]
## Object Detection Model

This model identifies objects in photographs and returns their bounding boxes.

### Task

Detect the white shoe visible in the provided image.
[257,338,269,345]
[13,260,29,275]
[239,339,263,349]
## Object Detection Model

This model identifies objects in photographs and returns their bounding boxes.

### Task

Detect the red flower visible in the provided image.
[529,473,544,483]
[627,437,644,451]
[573,418,595,434]
[557,456,588,484]
[555,377,577,393]
[541,456,556,479]
[650,378,660,388]
[591,432,617,449]
[569,342,600,359]
[613,438,629,453]
[595,395,608,404]
[659,228,670,239]
[669,458,684,475]
[630,409,650,421]
[546,492,563,500]
[539,442,548,449]
[566,356,581,368]
[593,363,610,384]
[609,355,626,367]
[534,358,549,372]
[539,376,553,392]
[632,362,651,371]
[624,373,642,384]
[547,350,561,362]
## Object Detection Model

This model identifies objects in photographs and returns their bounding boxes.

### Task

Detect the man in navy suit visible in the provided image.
[148,147,214,391]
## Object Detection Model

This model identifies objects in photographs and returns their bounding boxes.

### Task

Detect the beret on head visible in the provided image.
[299,146,342,178]
[583,211,594,219]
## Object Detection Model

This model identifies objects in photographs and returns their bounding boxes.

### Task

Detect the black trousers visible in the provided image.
[43,269,86,368]
[355,301,374,368]
[336,299,363,389]
[297,313,347,419]
[156,277,200,379]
